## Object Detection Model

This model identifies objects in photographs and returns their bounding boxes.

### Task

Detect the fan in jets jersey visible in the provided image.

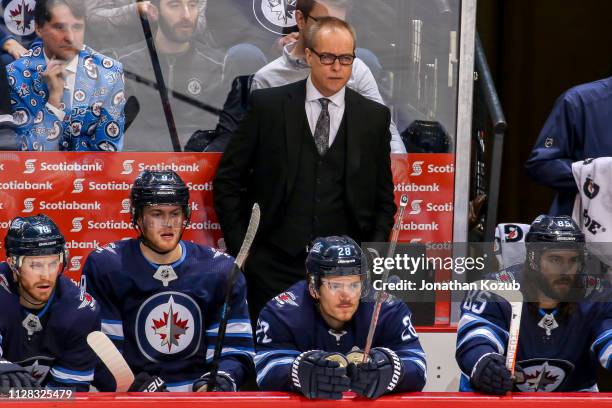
[456,215,612,394]
[81,170,254,392]
[255,236,426,400]
[0,214,100,392]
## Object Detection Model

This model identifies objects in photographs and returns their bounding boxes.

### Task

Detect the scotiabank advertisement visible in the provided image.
[0,152,455,283]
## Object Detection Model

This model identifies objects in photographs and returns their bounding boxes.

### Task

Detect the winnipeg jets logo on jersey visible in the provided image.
[253,0,297,34]
[3,0,36,36]
[514,359,573,392]
[16,357,53,385]
[136,292,202,362]
[78,289,96,311]
[0,274,11,293]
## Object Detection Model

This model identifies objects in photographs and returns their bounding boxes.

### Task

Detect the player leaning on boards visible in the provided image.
[81,170,254,392]
[456,215,612,394]
[255,236,426,399]
[0,214,100,392]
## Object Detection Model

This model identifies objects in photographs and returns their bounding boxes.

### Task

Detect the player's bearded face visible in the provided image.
[158,0,198,44]
[537,249,581,300]
[138,205,185,253]
[317,275,361,328]
[15,255,61,304]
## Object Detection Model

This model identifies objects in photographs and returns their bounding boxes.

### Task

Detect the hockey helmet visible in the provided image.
[4,214,68,271]
[130,170,191,225]
[306,236,367,290]
[525,215,586,271]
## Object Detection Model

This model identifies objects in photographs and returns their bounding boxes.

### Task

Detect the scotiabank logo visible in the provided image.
[71,217,85,232]
[409,200,423,215]
[428,164,454,174]
[23,198,36,213]
[70,256,83,272]
[121,160,135,175]
[411,161,425,176]
[401,221,440,231]
[73,178,85,194]
[24,159,37,174]
[120,198,131,214]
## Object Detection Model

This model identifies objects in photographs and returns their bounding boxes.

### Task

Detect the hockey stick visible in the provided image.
[362,195,409,363]
[478,280,523,376]
[136,0,182,152]
[87,331,135,392]
[205,203,261,391]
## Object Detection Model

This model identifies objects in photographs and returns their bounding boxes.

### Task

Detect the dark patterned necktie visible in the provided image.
[313,98,331,155]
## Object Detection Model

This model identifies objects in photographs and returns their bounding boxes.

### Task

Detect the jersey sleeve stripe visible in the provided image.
[597,339,612,369]
[457,313,509,338]
[101,320,124,339]
[206,320,252,331]
[164,378,200,392]
[254,350,301,367]
[205,346,255,362]
[256,357,295,384]
[0,333,3,357]
[206,322,253,338]
[591,328,612,351]
[456,327,505,354]
[50,367,94,383]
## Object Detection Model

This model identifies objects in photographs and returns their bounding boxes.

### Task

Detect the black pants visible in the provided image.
[244,242,308,324]
[0,60,10,114]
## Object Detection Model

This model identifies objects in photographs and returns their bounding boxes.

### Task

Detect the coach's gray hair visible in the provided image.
[304,16,356,51]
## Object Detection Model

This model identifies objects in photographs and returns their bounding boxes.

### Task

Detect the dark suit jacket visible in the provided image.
[213,79,396,256]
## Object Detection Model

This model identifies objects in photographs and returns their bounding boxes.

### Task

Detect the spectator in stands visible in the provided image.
[252,0,405,153]
[525,76,612,216]
[0,60,15,128]
[0,0,41,65]
[85,0,208,56]
[118,0,224,152]
[7,0,125,151]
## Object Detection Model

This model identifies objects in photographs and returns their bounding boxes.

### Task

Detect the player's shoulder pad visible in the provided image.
[187,241,235,265]
[0,264,14,295]
[266,281,310,312]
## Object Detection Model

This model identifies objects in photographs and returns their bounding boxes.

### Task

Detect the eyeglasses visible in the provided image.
[321,279,362,294]
[309,48,355,66]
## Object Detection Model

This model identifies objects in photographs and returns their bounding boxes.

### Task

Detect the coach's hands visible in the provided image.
[470,353,513,395]
[193,371,236,392]
[292,350,350,400]
[128,372,168,392]
[348,348,403,399]
[0,359,40,392]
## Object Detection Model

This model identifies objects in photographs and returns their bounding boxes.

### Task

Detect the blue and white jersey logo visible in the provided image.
[514,359,573,392]
[136,292,203,363]
[253,0,297,34]
[3,0,36,37]
[16,356,54,386]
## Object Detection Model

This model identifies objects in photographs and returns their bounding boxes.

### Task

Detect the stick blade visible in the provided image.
[87,331,134,392]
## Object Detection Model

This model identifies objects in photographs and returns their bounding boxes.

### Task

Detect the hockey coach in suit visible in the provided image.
[214,16,396,319]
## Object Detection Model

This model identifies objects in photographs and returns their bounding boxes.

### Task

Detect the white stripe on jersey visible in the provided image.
[256,357,295,385]
[456,327,505,354]
[101,321,124,339]
[206,322,252,337]
[50,366,94,383]
[599,341,612,369]
[205,347,255,361]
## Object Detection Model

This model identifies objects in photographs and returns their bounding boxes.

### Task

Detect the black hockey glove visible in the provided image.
[470,353,513,395]
[0,359,39,392]
[291,350,350,400]
[193,371,237,392]
[128,372,168,392]
[347,348,403,399]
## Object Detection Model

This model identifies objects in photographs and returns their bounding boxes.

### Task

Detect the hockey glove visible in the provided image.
[470,353,513,395]
[0,359,39,392]
[128,372,168,392]
[291,350,350,400]
[193,371,237,392]
[347,348,403,399]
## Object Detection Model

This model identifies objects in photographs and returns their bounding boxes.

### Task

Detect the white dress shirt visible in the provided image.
[43,50,78,121]
[305,75,345,148]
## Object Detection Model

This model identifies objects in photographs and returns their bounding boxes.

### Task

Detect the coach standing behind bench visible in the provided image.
[214,16,395,320]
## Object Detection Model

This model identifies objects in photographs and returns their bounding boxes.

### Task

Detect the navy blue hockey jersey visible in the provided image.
[255,281,427,393]
[456,265,612,392]
[0,263,100,391]
[525,77,612,216]
[81,239,254,392]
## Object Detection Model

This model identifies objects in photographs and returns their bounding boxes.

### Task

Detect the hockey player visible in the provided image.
[81,170,254,392]
[456,215,612,394]
[0,214,100,392]
[255,236,426,400]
